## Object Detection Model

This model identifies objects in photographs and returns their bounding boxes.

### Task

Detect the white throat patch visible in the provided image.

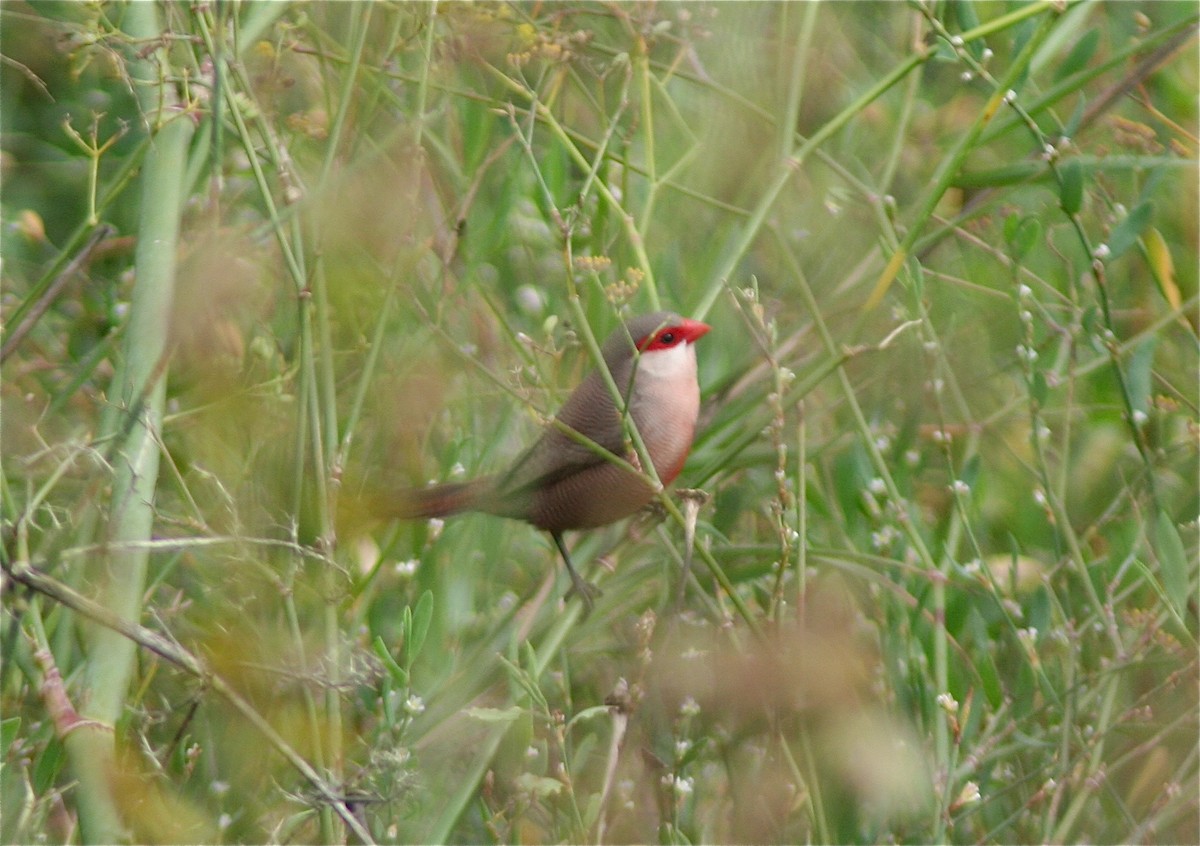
[637,340,697,380]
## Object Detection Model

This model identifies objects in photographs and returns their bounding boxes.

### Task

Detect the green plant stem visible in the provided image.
[773,230,956,835]
[68,4,194,840]
[486,60,660,307]
[867,5,1061,308]
[700,45,929,318]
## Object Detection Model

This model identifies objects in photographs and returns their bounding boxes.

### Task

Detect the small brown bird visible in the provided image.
[402,311,711,609]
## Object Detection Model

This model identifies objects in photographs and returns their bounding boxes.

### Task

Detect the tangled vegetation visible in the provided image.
[2,2,1196,843]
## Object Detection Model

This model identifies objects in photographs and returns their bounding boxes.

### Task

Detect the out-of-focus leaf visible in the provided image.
[960,454,981,490]
[515,773,564,797]
[1107,201,1153,260]
[1057,29,1100,80]
[1,717,20,756]
[1060,159,1084,216]
[1127,336,1156,420]
[966,608,1003,708]
[33,738,65,795]
[1153,512,1192,619]
[1030,370,1048,407]
[1065,94,1087,139]
[1007,216,1042,261]
[1004,212,1020,244]
[374,636,408,687]
[954,1,981,56]
[1142,227,1180,309]
[407,590,434,663]
[464,706,525,723]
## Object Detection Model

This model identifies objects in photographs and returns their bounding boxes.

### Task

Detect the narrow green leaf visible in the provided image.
[1154,512,1192,618]
[954,1,981,56]
[954,0,979,32]
[1108,201,1154,260]
[1004,212,1020,244]
[408,590,434,661]
[1126,336,1156,420]
[34,738,66,795]
[1060,159,1084,215]
[464,706,525,724]
[1057,29,1100,81]
[583,793,604,833]
[1,717,20,755]
[1064,93,1087,139]
[1026,586,1052,638]
[373,636,409,687]
[960,454,981,490]
[1030,370,1048,407]
[564,705,612,733]
[1011,217,1042,261]
[1143,226,1181,309]
[967,609,1003,708]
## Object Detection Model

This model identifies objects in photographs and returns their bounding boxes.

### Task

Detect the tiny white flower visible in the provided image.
[871,527,897,549]
[958,781,981,804]
[394,559,419,577]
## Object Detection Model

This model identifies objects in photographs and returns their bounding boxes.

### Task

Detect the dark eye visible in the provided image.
[658,331,676,345]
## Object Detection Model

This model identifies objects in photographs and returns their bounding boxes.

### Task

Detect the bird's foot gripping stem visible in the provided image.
[553,532,601,616]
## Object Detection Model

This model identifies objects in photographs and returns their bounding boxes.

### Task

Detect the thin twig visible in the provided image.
[1,224,114,364]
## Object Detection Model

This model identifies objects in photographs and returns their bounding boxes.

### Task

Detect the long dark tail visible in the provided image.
[397,479,489,519]
[338,477,497,537]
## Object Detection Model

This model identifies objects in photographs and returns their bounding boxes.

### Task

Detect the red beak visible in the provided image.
[677,318,712,343]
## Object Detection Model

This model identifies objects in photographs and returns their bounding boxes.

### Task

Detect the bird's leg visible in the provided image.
[552,531,601,614]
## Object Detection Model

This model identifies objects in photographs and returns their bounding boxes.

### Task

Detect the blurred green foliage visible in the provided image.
[2,2,1197,843]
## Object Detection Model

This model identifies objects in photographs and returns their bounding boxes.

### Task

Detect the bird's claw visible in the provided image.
[565,576,602,615]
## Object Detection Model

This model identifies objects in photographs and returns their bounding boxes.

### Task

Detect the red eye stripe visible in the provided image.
[637,318,711,352]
